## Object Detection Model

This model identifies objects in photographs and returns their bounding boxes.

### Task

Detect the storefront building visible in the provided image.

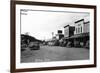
[70,18,90,48]
[63,25,75,47]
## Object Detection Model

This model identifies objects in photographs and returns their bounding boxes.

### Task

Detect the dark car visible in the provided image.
[28,42,40,50]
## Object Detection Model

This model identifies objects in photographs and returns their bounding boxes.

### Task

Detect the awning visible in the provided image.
[69,32,89,39]
[63,37,70,40]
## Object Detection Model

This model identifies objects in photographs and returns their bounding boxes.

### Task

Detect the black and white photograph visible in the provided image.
[11,1,96,72]
[20,9,90,63]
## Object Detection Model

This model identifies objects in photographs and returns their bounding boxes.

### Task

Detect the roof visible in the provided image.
[75,19,84,23]
[64,25,69,28]
[84,21,90,24]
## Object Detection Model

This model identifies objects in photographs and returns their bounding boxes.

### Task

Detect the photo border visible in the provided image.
[10,1,97,73]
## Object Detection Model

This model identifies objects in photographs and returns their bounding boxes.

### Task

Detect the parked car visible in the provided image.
[28,42,40,50]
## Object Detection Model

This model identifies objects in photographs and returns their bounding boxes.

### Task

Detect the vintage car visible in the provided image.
[28,42,40,50]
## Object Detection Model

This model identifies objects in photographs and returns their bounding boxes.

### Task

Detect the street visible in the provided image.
[21,46,89,63]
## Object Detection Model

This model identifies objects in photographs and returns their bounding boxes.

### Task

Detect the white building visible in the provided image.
[73,17,90,48]
[74,16,90,35]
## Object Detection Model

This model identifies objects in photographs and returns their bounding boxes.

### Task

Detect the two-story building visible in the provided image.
[56,30,64,40]
[64,25,75,38]
[63,25,75,47]
[70,18,90,48]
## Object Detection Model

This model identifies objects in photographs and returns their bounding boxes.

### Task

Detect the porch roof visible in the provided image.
[69,32,89,39]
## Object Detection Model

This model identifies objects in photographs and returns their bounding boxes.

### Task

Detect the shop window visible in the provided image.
[78,28,80,33]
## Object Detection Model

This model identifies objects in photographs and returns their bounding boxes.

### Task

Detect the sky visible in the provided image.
[21,9,89,40]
